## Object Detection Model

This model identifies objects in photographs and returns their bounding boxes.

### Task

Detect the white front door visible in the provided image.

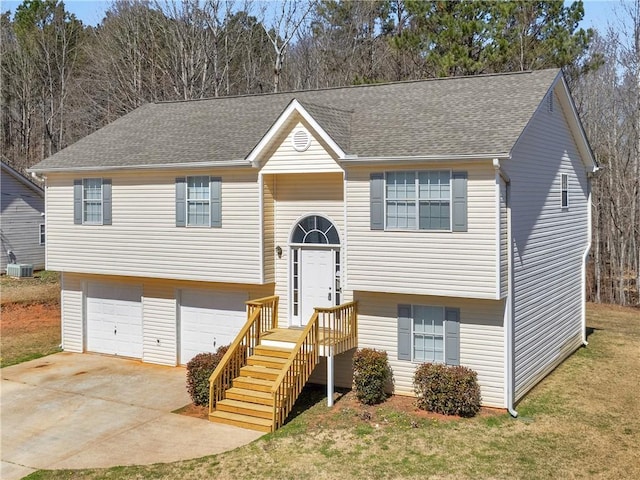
[299,248,335,325]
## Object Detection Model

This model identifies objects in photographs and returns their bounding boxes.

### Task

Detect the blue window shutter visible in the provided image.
[398,304,412,361]
[73,179,82,224]
[370,173,384,230]
[175,177,186,227]
[452,171,468,232]
[102,179,112,225]
[210,177,221,228]
[445,307,460,365]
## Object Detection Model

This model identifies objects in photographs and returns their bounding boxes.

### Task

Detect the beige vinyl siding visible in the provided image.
[500,180,508,298]
[45,169,262,284]
[504,90,588,401]
[142,280,177,365]
[308,351,355,389]
[345,163,498,299]
[61,272,83,352]
[354,291,504,407]
[272,173,345,325]
[0,169,45,271]
[263,175,276,284]
[260,120,343,174]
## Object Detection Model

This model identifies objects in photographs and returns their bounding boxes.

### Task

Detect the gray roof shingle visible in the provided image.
[31,69,560,171]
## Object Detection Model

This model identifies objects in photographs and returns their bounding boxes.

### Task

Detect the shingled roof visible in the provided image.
[30,69,561,172]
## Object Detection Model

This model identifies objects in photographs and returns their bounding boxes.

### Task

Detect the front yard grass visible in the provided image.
[22,302,639,479]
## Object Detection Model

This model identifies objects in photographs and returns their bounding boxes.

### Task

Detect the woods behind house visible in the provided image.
[1,0,638,305]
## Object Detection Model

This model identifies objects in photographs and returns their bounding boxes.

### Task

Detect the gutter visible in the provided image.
[28,159,253,174]
[341,153,511,164]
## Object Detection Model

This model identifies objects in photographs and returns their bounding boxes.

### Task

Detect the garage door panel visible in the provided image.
[87,283,143,359]
[179,290,247,365]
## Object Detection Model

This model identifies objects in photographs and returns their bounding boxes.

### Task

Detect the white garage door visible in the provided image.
[86,283,143,359]
[179,289,247,365]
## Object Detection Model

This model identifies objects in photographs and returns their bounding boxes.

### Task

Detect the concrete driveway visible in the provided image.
[1,353,262,480]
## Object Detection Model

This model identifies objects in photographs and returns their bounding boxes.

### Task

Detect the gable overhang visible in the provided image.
[247,99,347,168]
[509,71,598,174]
[2,162,44,196]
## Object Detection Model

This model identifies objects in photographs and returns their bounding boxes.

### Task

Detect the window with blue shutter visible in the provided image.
[74,178,111,225]
[397,304,461,365]
[176,176,222,227]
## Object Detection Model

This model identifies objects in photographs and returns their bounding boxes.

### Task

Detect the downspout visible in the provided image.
[581,172,596,346]
[494,159,517,418]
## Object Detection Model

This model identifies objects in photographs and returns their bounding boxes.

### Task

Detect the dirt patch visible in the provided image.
[174,403,209,420]
[0,301,61,367]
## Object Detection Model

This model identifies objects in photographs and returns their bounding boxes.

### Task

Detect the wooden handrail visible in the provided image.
[315,301,358,356]
[270,311,320,431]
[208,295,279,415]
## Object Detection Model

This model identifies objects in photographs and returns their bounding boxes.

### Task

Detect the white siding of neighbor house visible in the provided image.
[354,291,505,407]
[345,163,498,299]
[61,272,83,352]
[260,119,343,174]
[503,89,589,401]
[45,169,262,284]
[271,172,348,325]
[60,272,274,365]
[0,167,45,271]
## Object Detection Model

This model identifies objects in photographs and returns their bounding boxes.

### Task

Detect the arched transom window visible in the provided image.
[291,215,340,245]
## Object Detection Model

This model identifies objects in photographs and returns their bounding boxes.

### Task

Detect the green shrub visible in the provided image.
[186,345,229,406]
[352,348,392,405]
[413,363,481,417]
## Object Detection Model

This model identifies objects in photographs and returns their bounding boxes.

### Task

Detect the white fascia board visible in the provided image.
[341,153,510,164]
[28,159,253,174]
[247,99,347,167]
[555,75,598,172]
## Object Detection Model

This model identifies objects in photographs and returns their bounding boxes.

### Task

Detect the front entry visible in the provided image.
[290,215,341,326]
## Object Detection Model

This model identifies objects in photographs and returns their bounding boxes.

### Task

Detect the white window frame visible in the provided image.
[384,170,453,232]
[39,223,45,245]
[410,304,446,364]
[82,178,103,225]
[561,173,569,208]
[186,175,211,227]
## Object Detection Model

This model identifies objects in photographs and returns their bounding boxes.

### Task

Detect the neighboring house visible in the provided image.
[30,69,596,422]
[1,161,45,273]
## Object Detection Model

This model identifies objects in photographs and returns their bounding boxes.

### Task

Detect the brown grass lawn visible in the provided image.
[19,302,639,480]
[0,271,61,367]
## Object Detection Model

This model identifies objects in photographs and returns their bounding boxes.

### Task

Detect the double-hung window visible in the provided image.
[187,176,210,226]
[371,170,467,232]
[74,178,111,225]
[39,224,45,245]
[398,304,460,365]
[83,178,103,224]
[175,176,221,228]
[385,171,451,230]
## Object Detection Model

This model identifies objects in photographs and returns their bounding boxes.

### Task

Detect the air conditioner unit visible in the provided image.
[7,263,33,278]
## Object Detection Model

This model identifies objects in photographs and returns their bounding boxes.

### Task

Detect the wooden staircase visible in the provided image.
[210,345,294,432]
[208,296,357,433]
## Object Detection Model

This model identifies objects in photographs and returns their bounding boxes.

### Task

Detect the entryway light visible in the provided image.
[276,246,283,258]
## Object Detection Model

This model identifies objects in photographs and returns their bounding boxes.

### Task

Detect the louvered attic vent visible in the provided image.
[7,264,33,278]
[292,129,311,152]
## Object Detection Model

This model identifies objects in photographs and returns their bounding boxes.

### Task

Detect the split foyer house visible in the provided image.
[30,69,597,431]
[1,160,45,274]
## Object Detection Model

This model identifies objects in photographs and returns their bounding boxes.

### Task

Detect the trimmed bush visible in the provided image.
[413,363,481,417]
[186,345,229,406]
[352,348,393,405]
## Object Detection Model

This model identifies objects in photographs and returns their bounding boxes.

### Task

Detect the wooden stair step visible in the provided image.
[240,365,282,380]
[247,354,288,369]
[254,345,293,359]
[209,410,272,432]
[216,399,273,419]
[226,387,275,406]
[233,376,275,392]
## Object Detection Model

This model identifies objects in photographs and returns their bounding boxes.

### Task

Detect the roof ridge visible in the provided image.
[154,69,556,105]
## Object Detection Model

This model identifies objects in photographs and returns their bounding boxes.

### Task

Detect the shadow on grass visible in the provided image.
[283,384,351,426]
[585,326,601,340]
